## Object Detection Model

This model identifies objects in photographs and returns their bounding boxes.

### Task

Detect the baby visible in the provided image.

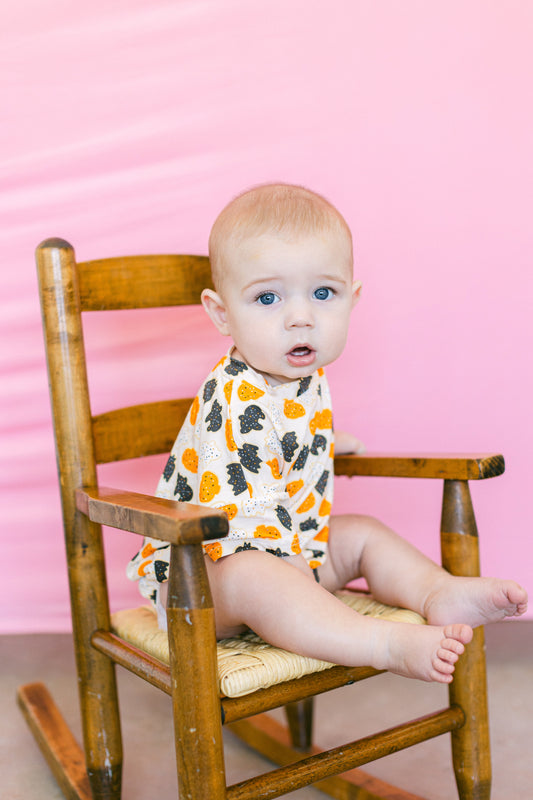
[128,183,527,683]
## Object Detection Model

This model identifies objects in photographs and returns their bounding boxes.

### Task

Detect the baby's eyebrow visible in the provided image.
[242,276,280,291]
[241,272,350,293]
[319,273,349,284]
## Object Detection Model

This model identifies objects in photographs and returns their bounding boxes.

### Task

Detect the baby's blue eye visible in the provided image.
[257,292,279,305]
[314,287,333,301]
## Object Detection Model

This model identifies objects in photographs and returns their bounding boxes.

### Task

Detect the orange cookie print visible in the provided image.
[291,533,302,554]
[225,418,237,451]
[204,541,223,561]
[318,498,331,517]
[309,408,332,435]
[181,448,198,473]
[287,478,304,497]
[314,526,329,542]
[238,380,265,401]
[199,471,221,503]
[296,493,315,513]
[220,503,237,521]
[189,395,200,425]
[308,560,321,569]
[284,399,305,418]
[137,560,151,577]
[253,524,281,539]
[223,380,233,404]
[141,542,156,558]
[266,458,282,479]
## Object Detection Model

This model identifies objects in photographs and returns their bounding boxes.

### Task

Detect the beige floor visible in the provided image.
[2,621,532,800]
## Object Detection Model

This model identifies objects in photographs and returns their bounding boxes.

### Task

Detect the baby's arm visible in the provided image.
[335,430,366,455]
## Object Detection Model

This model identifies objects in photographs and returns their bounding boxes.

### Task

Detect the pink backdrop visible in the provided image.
[2,1,531,632]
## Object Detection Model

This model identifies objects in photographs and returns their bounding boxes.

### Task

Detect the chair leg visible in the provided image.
[284,699,314,751]
[448,628,491,800]
[69,521,123,800]
[167,543,227,800]
[441,480,491,800]
[78,656,123,800]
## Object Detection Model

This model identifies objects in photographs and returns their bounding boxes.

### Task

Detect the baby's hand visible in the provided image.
[334,431,366,455]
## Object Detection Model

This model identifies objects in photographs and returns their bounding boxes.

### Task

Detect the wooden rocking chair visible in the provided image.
[18,237,503,800]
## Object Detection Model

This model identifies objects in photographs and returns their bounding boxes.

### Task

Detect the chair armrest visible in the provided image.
[334,453,505,481]
[75,486,229,545]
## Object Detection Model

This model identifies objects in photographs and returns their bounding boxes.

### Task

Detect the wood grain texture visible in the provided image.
[334,453,504,481]
[92,631,172,694]
[76,486,228,544]
[284,698,314,751]
[77,253,214,310]
[167,544,227,799]
[36,239,123,799]
[227,707,464,800]
[441,481,491,800]
[92,398,192,463]
[17,683,92,800]
[440,479,480,540]
[228,712,430,800]
[221,665,380,725]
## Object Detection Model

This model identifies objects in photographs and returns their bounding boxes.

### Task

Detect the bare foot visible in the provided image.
[423,576,528,628]
[372,621,473,683]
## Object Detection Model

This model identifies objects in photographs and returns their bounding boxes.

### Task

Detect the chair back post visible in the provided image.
[167,542,227,799]
[36,239,123,799]
[440,479,491,800]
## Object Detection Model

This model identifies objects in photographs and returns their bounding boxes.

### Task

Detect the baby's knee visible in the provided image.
[331,513,385,538]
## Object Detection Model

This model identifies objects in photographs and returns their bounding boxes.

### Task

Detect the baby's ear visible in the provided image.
[201,288,230,335]
[351,280,362,308]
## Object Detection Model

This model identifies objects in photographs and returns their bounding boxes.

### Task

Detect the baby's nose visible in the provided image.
[285,299,314,328]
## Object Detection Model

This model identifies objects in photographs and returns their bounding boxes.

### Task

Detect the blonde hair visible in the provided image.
[208,183,353,290]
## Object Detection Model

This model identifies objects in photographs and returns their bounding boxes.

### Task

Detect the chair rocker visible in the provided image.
[17,237,503,800]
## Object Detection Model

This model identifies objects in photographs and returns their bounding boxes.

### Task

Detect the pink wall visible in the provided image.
[2,1,531,632]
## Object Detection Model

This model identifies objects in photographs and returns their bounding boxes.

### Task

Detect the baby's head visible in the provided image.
[203,183,360,385]
[208,183,353,293]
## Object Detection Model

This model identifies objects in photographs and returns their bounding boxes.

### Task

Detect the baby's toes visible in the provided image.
[443,623,473,647]
[499,582,528,617]
[437,646,460,665]
[430,660,455,682]
[441,636,466,658]
[434,655,455,674]
[509,585,528,615]
[508,581,528,605]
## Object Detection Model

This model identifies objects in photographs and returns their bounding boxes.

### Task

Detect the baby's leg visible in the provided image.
[204,550,472,683]
[318,514,528,627]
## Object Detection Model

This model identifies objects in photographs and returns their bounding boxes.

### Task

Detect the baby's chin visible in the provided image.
[263,365,319,387]
[234,349,325,386]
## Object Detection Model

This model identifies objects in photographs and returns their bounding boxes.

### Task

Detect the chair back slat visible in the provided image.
[93,398,194,464]
[36,240,210,472]
[78,254,213,310]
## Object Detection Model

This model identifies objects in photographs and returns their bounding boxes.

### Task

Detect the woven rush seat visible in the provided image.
[111,591,425,698]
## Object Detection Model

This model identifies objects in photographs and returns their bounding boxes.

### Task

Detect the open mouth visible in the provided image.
[286,346,316,367]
